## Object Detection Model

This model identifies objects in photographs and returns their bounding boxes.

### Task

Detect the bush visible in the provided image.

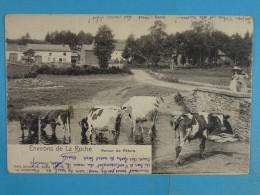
[7,71,37,79]
[35,64,132,75]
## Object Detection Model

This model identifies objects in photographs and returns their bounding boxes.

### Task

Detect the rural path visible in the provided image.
[131,69,194,91]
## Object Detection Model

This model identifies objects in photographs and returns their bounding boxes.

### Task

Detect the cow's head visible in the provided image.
[211,114,230,131]
[40,118,48,130]
[79,117,88,132]
[120,103,132,116]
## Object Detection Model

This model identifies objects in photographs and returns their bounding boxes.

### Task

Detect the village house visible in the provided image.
[27,44,71,63]
[110,41,126,68]
[80,41,126,68]
[6,43,27,62]
[80,44,99,67]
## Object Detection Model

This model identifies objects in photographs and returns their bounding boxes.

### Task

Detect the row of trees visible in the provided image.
[45,30,94,50]
[122,20,253,67]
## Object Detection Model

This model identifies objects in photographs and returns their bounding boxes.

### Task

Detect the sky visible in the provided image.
[5,14,254,40]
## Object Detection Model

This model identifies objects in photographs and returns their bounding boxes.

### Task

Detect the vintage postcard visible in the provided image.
[6,14,253,174]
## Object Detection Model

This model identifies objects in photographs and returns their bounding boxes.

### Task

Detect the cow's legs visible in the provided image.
[175,131,185,166]
[28,129,32,142]
[149,111,157,136]
[50,123,57,143]
[200,137,206,158]
[91,129,96,145]
[21,129,25,142]
[68,123,71,144]
[140,124,144,134]
[62,123,67,144]
[86,126,92,143]
[35,130,39,144]
[131,120,136,133]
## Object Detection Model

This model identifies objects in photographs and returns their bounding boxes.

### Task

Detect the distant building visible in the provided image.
[80,44,99,67]
[71,51,80,65]
[6,44,27,62]
[110,41,126,68]
[80,41,126,68]
[27,44,71,63]
[217,50,233,65]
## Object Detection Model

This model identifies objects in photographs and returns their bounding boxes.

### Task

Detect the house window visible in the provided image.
[63,53,66,56]
[59,58,62,62]
[49,53,52,56]
[63,58,66,62]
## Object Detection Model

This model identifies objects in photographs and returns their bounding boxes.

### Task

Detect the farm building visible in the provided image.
[110,41,126,68]
[6,44,27,62]
[80,41,126,68]
[80,44,99,67]
[27,44,71,63]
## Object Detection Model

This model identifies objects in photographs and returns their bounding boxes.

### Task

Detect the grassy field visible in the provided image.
[6,63,34,78]
[156,66,252,87]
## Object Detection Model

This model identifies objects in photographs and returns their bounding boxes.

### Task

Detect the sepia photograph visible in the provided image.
[6,14,253,174]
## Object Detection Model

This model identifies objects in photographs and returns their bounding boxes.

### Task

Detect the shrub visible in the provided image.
[35,64,132,75]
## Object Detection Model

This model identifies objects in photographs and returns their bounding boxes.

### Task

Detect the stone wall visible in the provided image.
[183,88,251,141]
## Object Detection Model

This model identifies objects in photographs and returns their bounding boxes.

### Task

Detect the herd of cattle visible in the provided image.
[19,95,233,166]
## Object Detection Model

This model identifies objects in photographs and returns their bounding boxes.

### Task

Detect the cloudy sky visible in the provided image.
[5,14,253,40]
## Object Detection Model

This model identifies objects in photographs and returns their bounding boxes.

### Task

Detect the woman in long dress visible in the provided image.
[229,66,249,92]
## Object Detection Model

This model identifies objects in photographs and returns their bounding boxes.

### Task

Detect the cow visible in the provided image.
[121,96,164,135]
[79,106,122,144]
[20,113,39,144]
[170,112,231,166]
[40,109,71,144]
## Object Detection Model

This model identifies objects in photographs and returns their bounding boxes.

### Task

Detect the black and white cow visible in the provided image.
[170,112,231,166]
[121,96,164,135]
[20,113,39,144]
[40,109,71,144]
[79,106,122,144]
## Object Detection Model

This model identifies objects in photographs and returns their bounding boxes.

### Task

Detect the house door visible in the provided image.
[9,53,18,62]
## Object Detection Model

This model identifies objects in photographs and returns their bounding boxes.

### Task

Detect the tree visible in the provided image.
[93,25,116,69]
[122,34,137,62]
[77,31,94,45]
[23,49,35,63]
[149,20,167,66]
[20,33,31,45]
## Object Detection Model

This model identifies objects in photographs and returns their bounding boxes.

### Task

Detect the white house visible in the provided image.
[6,44,27,62]
[110,41,126,68]
[27,44,71,63]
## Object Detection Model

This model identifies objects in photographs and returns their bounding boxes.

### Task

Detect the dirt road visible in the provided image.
[7,70,249,174]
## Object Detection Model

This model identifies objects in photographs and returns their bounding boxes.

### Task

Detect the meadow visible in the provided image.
[156,66,252,87]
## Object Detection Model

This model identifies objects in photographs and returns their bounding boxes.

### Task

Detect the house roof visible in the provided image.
[27,44,71,52]
[6,44,27,52]
[217,50,226,56]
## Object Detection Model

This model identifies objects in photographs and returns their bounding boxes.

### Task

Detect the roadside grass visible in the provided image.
[156,66,252,87]
[6,63,36,79]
